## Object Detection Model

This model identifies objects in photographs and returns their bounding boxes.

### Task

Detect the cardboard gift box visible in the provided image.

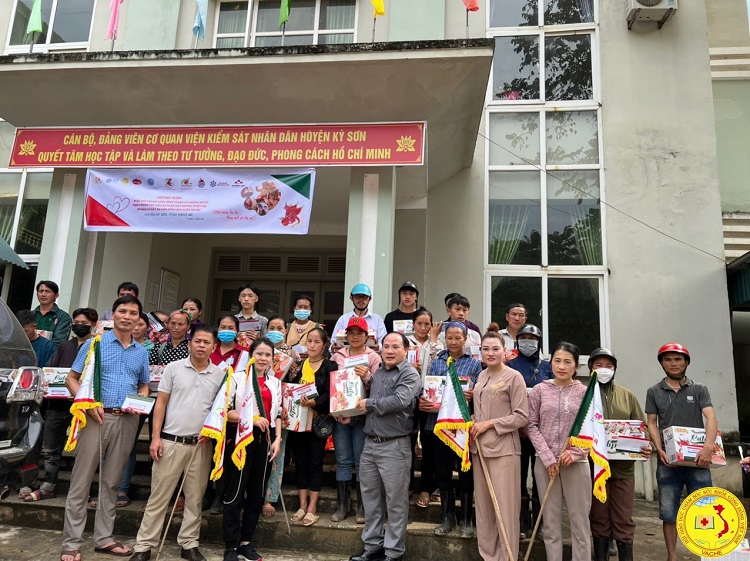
[422,375,446,403]
[281,383,313,432]
[43,367,72,399]
[329,369,366,417]
[392,320,414,336]
[272,350,295,380]
[407,349,419,365]
[148,365,165,394]
[604,420,650,461]
[663,426,726,467]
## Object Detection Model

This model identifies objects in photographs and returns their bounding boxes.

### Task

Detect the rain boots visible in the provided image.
[616,541,633,561]
[434,488,456,536]
[458,492,476,538]
[593,536,610,561]
[331,481,350,522]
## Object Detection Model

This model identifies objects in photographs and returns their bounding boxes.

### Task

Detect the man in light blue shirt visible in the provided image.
[61,295,150,561]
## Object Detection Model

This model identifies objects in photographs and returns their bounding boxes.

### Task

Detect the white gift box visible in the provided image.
[663,426,726,467]
[43,367,71,399]
[329,369,366,417]
[282,383,313,432]
[604,420,650,461]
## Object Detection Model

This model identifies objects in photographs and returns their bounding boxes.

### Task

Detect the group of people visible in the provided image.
[16,281,720,561]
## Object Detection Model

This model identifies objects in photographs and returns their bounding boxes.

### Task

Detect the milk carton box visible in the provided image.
[663,426,726,467]
[329,369,366,417]
[604,420,650,461]
[422,375,446,403]
[282,383,311,432]
[43,367,72,399]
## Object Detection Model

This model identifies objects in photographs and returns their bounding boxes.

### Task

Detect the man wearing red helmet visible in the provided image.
[645,343,717,561]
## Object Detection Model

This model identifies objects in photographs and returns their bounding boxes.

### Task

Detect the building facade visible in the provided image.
[0,1,740,449]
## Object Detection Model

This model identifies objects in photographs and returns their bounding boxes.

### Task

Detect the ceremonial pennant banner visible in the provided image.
[9,123,425,168]
[84,168,315,234]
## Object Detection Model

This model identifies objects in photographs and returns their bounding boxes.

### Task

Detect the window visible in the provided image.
[214,0,356,48]
[486,0,604,357]
[7,0,95,53]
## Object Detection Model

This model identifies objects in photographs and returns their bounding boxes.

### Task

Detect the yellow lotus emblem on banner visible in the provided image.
[395,135,416,152]
[677,487,747,557]
[19,140,36,156]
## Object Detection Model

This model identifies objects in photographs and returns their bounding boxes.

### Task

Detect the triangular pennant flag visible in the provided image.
[26,0,43,36]
[372,0,385,17]
[569,372,611,503]
[106,0,125,41]
[201,367,232,480]
[193,0,208,41]
[279,0,292,28]
[85,196,130,227]
[64,337,103,452]
[463,0,479,12]
[433,357,473,471]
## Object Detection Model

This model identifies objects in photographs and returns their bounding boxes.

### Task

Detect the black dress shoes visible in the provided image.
[180,547,207,561]
[349,548,386,561]
[128,552,151,561]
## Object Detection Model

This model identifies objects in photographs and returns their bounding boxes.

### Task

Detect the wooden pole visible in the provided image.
[523,473,557,561]
[476,443,515,561]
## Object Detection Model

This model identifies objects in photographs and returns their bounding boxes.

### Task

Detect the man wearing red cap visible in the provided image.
[645,343,717,561]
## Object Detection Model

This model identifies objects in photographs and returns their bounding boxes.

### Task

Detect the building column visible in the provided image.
[345,167,396,317]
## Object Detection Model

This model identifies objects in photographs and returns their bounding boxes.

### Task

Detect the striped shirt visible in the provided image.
[72,329,149,409]
[424,350,482,431]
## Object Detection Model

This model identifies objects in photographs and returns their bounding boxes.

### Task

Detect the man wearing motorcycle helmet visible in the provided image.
[588,348,651,561]
[507,324,553,538]
[645,343,717,561]
[332,284,387,350]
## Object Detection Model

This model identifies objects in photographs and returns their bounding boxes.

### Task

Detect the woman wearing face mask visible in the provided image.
[506,324,553,537]
[223,338,282,561]
[261,315,300,518]
[587,348,650,561]
[285,327,335,527]
[526,342,590,561]
[285,295,323,355]
[211,314,245,368]
[469,327,528,561]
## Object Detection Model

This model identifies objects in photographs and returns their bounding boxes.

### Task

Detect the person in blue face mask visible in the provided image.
[262,315,302,519]
[210,314,244,368]
[285,294,324,356]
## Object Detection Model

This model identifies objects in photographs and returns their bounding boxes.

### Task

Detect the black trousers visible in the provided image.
[418,416,439,495]
[223,425,273,548]
[520,436,540,502]
[290,431,326,492]
[434,436,473,495]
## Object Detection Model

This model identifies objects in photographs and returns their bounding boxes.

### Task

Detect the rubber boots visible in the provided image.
[356,482,365,524]
[331,480,350,522]
[458,492,476,538]
[593,536,610,561]
[434,488,456,536]
[616,541,634,561]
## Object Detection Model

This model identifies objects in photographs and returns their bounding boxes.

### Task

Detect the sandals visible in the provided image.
[24,489,55,502]
[261,502,276,518]
[18,486,33,499]
[60,549,81,561]
[116,494,130,507]
[302,512,320,526]
[290,508,306,522]
[94,541,132,557]
[87,500,98,509]
[416,492,430,508]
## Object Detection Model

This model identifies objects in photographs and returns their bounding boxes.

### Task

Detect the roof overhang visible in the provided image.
[0,40,493,190]
[0,236,28,269]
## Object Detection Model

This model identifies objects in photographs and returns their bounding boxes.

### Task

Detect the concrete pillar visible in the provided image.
[345,167,396,317]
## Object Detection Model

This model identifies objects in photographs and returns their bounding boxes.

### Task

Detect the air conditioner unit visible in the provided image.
[627,0,677,30]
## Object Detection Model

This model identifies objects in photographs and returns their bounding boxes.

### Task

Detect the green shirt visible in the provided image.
[33,304,72,349]
[601,382,647,479]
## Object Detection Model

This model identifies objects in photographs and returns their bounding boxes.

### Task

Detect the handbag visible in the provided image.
[312,414,335,439]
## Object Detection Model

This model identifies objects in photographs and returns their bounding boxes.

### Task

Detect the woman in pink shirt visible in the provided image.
[526,342,591,561]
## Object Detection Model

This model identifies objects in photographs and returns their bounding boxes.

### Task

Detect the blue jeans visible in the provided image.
[333,420,365,482]
[656,462,712,521]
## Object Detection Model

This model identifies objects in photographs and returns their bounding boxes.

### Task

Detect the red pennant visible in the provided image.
[85,195,130,227]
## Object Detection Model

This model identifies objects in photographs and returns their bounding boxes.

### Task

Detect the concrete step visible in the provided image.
[0,494,565,561]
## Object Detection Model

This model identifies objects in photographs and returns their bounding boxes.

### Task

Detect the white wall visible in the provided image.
[600,1,738,433]
[95,232,152,314]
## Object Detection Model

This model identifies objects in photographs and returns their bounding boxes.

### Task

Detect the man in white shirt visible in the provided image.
[332,284,387,349]
[500,303,527,350]
[129,325,225,561]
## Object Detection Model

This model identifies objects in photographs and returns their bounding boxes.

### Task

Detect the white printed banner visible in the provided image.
[84,168,315,234]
